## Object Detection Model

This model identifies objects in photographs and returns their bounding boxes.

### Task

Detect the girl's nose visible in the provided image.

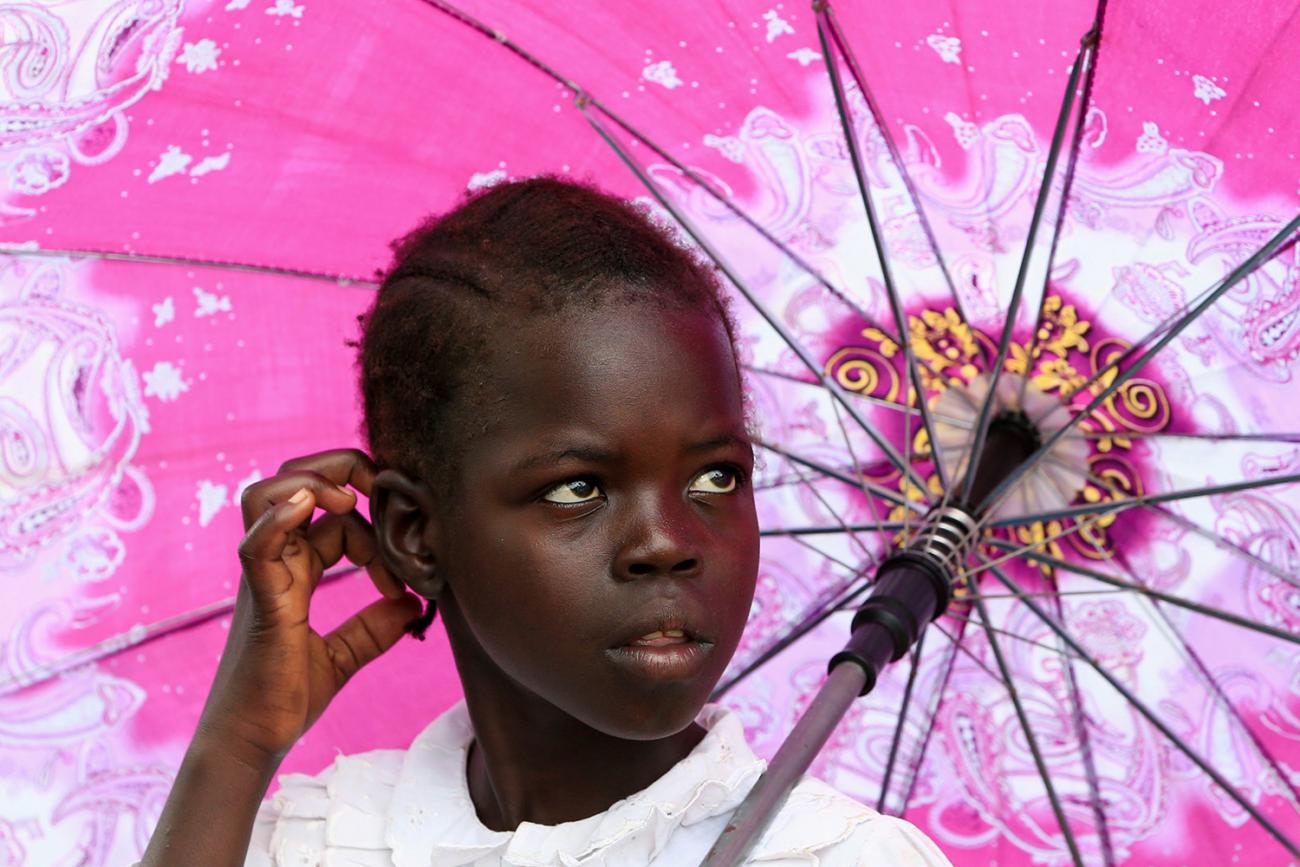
[613,497,702,581]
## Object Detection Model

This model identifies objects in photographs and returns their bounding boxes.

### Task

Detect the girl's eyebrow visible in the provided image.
[686,433,752,454]
[510,434,749,476]
[510,446,615,475]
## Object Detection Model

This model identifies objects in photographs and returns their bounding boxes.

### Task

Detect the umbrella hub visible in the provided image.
[960,408,1042,513]
[932,372,1091,519]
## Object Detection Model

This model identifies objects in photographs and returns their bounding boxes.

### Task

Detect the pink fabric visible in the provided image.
[1,1,1297,864]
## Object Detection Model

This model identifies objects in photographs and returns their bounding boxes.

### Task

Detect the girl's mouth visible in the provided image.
[606,621,714,681]
[630,628,689,647]
[605,639,714,681]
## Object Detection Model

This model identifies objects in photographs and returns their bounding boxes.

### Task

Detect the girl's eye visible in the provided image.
[690,467,740,494]
[541,478,603,505]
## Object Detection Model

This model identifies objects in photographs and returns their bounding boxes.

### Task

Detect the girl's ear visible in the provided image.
[370,468,444,601]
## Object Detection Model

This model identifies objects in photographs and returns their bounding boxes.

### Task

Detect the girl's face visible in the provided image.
[434,302,759,739]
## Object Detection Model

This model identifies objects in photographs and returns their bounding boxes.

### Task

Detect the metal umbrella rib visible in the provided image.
[958,25,1100,507]
[815,11,949,498]
[968,584,1086,867]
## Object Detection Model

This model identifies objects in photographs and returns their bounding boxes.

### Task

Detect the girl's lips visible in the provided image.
[630,628,689,647]
[604,640,714,682]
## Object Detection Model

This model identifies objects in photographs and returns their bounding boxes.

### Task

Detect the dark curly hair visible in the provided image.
[350,176,738,639]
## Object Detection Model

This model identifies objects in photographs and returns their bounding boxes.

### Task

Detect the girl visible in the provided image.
[139,178,951,866]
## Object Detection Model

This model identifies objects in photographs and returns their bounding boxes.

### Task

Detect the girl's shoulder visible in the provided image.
[762,776,953,866]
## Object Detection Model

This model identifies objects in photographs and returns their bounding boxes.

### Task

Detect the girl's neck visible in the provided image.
[463,701,705,831]
[439,596,708,831]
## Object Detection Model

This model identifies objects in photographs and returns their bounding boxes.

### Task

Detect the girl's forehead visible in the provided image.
[468,305,746,456]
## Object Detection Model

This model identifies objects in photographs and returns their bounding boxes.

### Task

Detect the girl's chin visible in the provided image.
[570,686,718,742]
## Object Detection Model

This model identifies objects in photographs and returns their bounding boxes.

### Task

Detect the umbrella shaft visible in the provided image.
[698,662,867,867]
[701,513,974,864]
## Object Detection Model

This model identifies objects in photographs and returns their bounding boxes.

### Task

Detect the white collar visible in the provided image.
[382,701,766,867]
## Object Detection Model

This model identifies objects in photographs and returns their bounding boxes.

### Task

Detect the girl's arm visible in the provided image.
[138,449,424,866]
[138,729,279,865]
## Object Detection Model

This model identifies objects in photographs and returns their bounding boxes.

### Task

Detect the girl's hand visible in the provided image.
[196,448,424,765]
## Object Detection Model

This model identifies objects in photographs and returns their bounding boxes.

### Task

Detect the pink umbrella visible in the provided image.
[2,1,1298,864]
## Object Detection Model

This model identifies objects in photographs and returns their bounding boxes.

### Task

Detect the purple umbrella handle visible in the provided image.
[700,515,970,866]
[699,661,867,866]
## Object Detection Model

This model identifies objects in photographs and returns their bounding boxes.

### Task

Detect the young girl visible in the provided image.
[139,179,952,866]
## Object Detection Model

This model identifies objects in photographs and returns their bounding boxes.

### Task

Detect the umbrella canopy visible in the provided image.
[2,1,1299,865]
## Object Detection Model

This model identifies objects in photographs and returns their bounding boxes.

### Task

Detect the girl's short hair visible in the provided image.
[349,178,737,635]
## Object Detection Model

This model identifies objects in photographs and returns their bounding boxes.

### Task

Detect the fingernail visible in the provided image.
[289,487,310,504]
[337,483,354,496]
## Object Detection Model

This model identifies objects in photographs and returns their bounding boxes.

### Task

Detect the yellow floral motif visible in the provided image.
[862,327,899,358]
[1032,357,1088,396]
[825,295,1169,568]
[1011,520,1068,568]
[1038,295,1090,359]
[908,307,981,386]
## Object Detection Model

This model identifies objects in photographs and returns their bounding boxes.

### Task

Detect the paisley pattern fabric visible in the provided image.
[1,1,1298,865]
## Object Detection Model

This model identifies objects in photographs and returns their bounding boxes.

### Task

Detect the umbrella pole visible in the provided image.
[701,509,976,866]
[701,413,1042,865]
[702,662,866,865]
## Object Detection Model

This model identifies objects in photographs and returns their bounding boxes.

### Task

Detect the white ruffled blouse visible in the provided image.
[241,702,952,866]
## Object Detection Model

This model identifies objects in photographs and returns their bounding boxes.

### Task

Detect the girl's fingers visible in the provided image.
[277,448,379,498]
[240,466,360,529]
[323,594,425,686]
[240,470,355,528]
[304,510,406,600]
[237,487,318,606]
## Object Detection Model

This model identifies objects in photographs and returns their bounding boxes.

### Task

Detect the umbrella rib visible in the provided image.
[987,214,1300,515]
[1146,502,1300,588]
[826,384,908,553]
[715,426,901,700]
[1004,472,1300,824]
[583,108,933,496]
[964,509,1118,580]
[760,522,908,537]
[0,244,376,286]
[1135,580,1300,812]
[1069,458,1300,589]
[979,588,1129,600]
[1042,567,1118,866]
[710,569,873,700]
[943,611,1090,661]
[1044,458,1300,591]
[413,2,917,350]
[1016,5,1108,412]
[982,540,1300,649]
[815,13,949,501]
[958,30,1097,505]
[745,363,975,428]
[755,440,922,512]
[928,620,1006,687]
[1067,429,1300,444]
[818,5,967,325]
[0,566,360,696]
[718,440,898,698]
[789,533,865,577]
[967,589,1086,867]
[981,558,1300,861]
[986,471,1300,530]
[771,445,885,570]
[897,619,968,813]
[877,631,927,814]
